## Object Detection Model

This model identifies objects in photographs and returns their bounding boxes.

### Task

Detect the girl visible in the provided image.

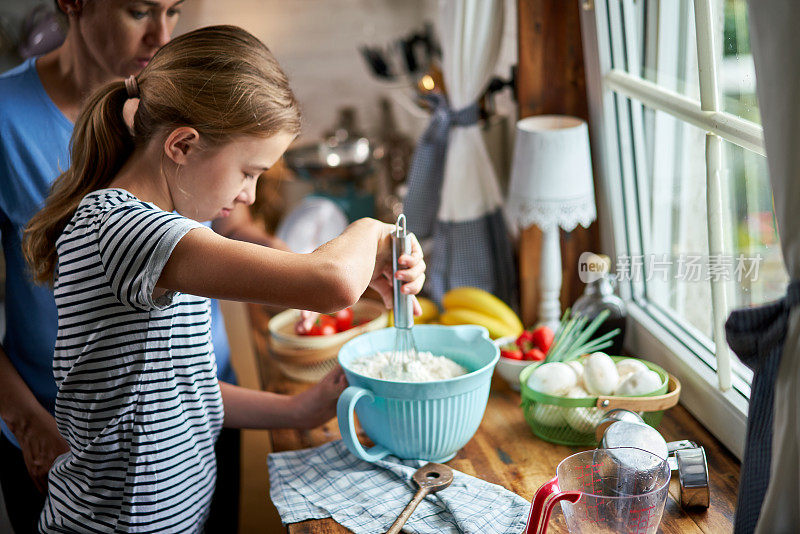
[0,3,256,531]
[23,25,425,533]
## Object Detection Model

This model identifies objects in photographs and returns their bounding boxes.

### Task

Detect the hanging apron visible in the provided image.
[404,93,517,306]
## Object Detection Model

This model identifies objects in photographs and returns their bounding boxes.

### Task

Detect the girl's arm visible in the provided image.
[158,217,418,313]
[211,204,289,251]
[219,366,347,429]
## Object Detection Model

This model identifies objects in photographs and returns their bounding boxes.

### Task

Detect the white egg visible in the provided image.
[582,352,619,396]
[567,360,585,388]
[563,387,604,433]
[566,386,590,398]
[530,403,567,427]
[616,359,649,379]
[526,362,577,396]
[615,369,663,396]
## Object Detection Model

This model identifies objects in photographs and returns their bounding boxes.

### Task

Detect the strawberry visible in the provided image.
[500,343,523,360]
[523,347,546,361]
[515,330,535,351]
[531,326,555,353]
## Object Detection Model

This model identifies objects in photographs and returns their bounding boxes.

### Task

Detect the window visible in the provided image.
[580,0,786,458]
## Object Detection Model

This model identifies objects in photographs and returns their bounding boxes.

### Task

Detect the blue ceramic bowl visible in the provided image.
[337,324,499,463]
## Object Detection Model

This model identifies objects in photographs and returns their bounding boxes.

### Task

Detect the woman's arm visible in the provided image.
[0,345,69,491]
[158,217,398,313]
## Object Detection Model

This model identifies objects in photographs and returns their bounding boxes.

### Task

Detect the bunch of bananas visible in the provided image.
[439,287,523,339]
[388,296,439,326]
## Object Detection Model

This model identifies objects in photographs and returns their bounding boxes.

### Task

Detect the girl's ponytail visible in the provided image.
[23,81,134,284]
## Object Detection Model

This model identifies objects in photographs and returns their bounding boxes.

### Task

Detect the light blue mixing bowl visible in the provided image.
[337,324,499,463]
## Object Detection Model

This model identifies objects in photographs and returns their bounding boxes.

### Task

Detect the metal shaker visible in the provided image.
[596,409,711,509]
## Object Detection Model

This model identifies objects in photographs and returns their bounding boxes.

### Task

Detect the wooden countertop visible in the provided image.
[250,308,739,533]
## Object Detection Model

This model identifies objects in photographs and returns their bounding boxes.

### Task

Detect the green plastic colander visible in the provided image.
[519,356,680,447]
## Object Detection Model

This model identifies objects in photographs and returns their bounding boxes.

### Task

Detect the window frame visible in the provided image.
[579,0,763,459]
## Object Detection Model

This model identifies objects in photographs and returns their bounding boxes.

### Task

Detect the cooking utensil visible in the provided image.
[594,408,648,441]
[337,324,498,462]
[386,463,454,534]
[597,410,711,509]
[283,137,372,181]
[391,214,419,367]
[673,445,711,508]
[18,5,65,58]
[600,420,669,461]
[359,45,395,80]
[525,447,671,534]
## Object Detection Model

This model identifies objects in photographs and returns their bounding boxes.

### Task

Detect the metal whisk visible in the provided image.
[391,214,419,367]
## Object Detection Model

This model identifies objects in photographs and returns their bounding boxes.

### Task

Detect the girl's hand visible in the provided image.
[291,366,348,429]
[370,223,426,316]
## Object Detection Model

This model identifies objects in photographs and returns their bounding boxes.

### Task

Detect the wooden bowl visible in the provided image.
[267,299,388,382]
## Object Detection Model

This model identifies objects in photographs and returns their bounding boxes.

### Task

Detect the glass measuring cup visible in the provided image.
[525,447,671,534]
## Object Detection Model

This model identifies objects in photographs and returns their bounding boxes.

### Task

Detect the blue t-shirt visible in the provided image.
[0,58,235,447]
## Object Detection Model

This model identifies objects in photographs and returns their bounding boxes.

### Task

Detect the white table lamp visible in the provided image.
[506,115,597,330]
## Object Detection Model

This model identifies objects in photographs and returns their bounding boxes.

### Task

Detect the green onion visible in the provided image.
[565,312,611,357]
[544,309,621,363]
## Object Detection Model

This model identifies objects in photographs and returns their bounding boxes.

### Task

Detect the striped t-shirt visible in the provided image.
[40,189,224,533]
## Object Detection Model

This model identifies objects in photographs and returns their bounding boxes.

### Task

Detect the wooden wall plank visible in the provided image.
[519,225,543,327]
[516,0,602,324]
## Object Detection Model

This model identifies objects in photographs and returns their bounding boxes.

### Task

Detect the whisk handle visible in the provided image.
[392,215,414,330]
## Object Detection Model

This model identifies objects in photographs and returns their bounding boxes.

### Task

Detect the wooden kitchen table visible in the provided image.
[251,316,739,533]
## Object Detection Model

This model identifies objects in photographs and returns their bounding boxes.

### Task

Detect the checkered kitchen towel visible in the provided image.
[268,440,530,533]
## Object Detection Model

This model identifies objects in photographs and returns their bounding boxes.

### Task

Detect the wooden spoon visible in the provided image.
[386,463,454,534]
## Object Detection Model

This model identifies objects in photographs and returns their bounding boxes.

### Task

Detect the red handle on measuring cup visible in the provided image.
[524,476,581,534]
[537,491,581,534]
[525,476,559,533]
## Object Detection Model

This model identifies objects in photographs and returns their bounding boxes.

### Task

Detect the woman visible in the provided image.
[0,1,280,531]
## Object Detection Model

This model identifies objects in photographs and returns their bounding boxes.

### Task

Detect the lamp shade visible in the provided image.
[506,115,597,232]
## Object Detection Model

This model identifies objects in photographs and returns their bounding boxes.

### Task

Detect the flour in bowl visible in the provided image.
[349,351,468,382]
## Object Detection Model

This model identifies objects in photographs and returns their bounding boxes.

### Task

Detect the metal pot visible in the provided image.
[283,136,373,182]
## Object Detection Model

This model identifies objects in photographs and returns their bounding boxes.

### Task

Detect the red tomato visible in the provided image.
[523,348,546,361]
[319,315,336,328]
[304,315,337,336]
[501,347,523,360]
[320,323,337,336]
[307,323,322,336]
[531,326,555,353]
[335,307,354,332]
[515,330,534,351]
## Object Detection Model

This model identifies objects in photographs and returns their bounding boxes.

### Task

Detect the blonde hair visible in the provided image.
[24,25,301,284]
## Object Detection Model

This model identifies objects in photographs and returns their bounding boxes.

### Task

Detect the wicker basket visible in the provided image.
[268,300,388,382]
[519,356,681,446]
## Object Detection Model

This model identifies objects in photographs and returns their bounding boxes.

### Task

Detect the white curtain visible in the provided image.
[747,2,800,532]
[437,0,505,223]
